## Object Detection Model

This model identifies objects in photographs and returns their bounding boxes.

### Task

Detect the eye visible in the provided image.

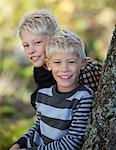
[52,60,61,64]
[53,61,61,64]
[34,41,42,45]
[68,60,76,63]
[23,44,29,48]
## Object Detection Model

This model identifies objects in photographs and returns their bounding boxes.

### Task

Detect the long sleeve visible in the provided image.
[33,67,56,87]
[27,90,93,150]
[31,67,56,109]
[79,57,102,92]
[16,110,41,148]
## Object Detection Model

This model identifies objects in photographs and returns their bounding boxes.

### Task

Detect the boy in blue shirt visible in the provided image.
[10,9,101,150]
[10,29,94,150]
[18,9,102,110]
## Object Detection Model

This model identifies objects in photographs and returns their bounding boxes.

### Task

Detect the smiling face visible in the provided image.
[20,31,47,67]
[46,52,81,92]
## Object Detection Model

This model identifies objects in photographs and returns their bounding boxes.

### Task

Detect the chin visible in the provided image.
[33,62,44,68]
[34,64,42,67]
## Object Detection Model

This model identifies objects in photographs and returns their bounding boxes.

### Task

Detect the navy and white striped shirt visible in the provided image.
[17,85,93,150]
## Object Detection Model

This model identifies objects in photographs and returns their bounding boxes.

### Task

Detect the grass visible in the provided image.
[0,99,34,150]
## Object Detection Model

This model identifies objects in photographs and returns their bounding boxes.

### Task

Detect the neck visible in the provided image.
[57,83,80,93]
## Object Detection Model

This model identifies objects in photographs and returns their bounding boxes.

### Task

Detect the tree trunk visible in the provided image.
[82,25,116,150]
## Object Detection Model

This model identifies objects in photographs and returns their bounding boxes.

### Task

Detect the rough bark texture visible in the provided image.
[82,25,116,150]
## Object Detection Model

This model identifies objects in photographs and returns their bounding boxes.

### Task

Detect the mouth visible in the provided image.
[59,75,72,79]
[31,56,41,62]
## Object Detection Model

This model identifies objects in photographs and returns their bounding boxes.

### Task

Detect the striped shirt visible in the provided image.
[31,57,102,109]
[17,85,93,150]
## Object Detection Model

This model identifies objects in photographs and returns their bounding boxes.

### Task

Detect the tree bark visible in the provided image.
[82,25,116,150]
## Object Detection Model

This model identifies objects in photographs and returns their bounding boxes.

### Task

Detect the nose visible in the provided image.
[61,63,69,72]
[28,45,36,54]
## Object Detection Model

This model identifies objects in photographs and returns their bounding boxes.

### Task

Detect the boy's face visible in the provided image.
[21,31,47,67]
[46,52,81,92]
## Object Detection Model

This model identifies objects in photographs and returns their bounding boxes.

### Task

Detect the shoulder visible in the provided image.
[80,85,93,93]
[38,86,53,96]
[78,85,94,97]
[66,85,94,101]
[81,57,102,71]
[76,86,94,104]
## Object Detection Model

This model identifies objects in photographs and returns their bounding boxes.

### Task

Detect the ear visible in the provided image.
[81,58,87,69]
[45,58,52,71]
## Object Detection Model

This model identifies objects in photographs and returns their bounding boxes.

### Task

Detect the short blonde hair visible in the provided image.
[46,29,86,61]
[18,9,59,37]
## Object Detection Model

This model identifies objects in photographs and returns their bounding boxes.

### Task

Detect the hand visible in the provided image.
[9,144,20,150]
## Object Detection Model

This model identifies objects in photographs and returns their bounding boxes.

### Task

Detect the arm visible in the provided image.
[33,67,56,88]
[10,110,41,149]
[31,67,56,109]
[27,92,93,150]
[9,143,20,150]
[79,57,102,92]
[10,67,52,149]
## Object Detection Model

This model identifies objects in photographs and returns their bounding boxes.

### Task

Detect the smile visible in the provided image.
[59,75,72,79]
[31,56,41,61]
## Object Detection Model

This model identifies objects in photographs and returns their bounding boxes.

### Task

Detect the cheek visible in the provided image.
[74,65,81,75]
[51,67,58,75]
[39,48,45,54]
[25,50,29,58]
[76,66,81,75]
[35,44,46,53]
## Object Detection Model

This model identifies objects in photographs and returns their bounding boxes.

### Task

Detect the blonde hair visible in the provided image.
[18,9,59,37]
[46,29,86,61]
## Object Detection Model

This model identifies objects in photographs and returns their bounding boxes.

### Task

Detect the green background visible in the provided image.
[0,0,115,149]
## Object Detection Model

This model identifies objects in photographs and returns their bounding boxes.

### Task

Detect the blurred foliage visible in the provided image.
[0,0,115,149]
[0,99,34,150]
[0,116,33,150]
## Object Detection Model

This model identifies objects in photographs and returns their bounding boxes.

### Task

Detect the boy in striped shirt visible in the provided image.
[16,9,101,111]
[13,29,94,150]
